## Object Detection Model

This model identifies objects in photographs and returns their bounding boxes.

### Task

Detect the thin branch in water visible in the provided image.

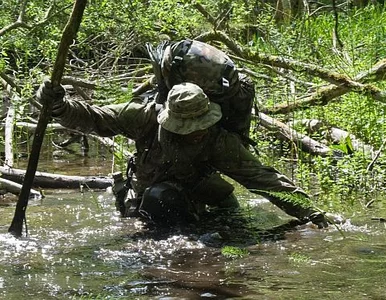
[366,139,386,172]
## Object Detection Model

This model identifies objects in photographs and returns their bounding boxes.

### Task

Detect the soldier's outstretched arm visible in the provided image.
[211,129,331,228]
[36,79,157,139]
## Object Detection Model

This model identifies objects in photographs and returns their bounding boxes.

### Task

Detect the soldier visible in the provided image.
[38,80,336,228]
[146,39,255,145]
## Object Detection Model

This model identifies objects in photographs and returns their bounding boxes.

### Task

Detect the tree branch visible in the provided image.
[264,59,386,114]
[258,112,338,157]
[197,31,386,114]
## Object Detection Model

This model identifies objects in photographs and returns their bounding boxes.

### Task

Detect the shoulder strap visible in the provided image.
[146,41,171,103]
[171,39,193,63]
[164,39,193,90]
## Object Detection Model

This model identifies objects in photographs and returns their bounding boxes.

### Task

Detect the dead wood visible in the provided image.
[367,139,386,172]
[0,121,73,133]
[196,31,386,114]
[0,177,41,199]
[61,69,152,89]
[264,59,386,114]
[197,30,352,85]
[292,119,374,154]
[4,102,15,168]
[259,112,335,157]
[0,166,113,189]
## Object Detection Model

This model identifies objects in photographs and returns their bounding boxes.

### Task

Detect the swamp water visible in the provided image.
[1,152,386,299]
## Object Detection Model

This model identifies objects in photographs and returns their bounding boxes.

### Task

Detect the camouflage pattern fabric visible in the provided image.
[161,40,239,97]
[157,82,222,135]
[157,39,255,138]
[49,93,315,221]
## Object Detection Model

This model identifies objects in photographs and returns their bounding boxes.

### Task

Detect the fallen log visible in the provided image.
[0,178,41,199]
[196,31,386,115]
[0,166,113,189]
[293,119,374,154]
[262,59,386,114]
[258,112,340,157]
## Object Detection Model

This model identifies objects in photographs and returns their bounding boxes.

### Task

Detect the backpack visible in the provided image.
[147,39,240,104]
[146,39,256,146]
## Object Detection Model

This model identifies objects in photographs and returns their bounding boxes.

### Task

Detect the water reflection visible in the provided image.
[1,152,386,299]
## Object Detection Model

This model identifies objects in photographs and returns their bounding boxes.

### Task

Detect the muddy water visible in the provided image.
[1,153,386,299]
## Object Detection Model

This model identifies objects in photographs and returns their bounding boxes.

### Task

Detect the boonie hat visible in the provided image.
[157,82,222,135]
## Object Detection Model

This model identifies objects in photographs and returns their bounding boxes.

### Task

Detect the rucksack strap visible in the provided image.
[172,39,193,63]
[146,41,170,104]
[166,39,194,90]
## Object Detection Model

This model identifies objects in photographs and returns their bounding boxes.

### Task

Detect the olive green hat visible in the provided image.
[157,82,222,135]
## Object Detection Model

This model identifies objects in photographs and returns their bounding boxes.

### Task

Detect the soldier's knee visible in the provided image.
[139,182,198,224]
[216,192,240,209]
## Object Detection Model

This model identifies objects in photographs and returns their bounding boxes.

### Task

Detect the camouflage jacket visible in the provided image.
[52,96,313,220]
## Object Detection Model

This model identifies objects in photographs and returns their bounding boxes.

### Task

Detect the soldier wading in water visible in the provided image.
[38,79,338,228]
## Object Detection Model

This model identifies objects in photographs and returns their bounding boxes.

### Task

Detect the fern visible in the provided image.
[250,189,314,208]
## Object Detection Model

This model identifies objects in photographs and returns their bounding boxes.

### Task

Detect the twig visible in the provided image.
[366,139,386,172]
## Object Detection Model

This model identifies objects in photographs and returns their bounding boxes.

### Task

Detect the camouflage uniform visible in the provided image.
[46,82,319,224]
[148,39,255,141]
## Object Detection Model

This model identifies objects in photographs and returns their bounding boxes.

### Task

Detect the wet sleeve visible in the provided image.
[52,98,157,139]
[210,130,313,219]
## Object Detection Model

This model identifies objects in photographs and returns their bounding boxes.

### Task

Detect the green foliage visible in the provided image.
[289,252,311,264]
[221,245,249,259]
[2,0,386,216]
[330,135,355,155]
[252,189,313,209]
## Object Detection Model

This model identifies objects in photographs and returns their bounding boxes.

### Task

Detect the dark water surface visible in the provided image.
[1,152,386,299]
